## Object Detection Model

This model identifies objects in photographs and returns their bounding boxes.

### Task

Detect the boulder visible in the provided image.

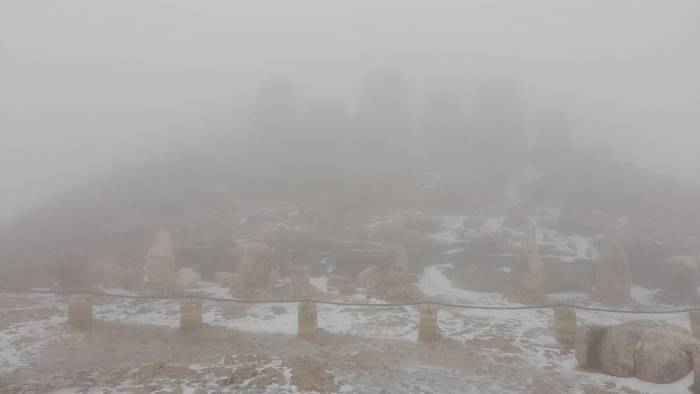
[636,326,695,383]
[356,265,382,288]
[175,268,201,289]
[595,320,697,383]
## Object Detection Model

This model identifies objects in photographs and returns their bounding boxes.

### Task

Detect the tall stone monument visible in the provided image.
[236,241,273,296]
[512,226,545,304]
[144,231,176,295]
[594,236,631,304]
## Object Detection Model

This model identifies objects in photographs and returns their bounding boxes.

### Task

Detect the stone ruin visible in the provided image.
[552,306,577,348]
[298,301,317,338]
[289,265,311,297]
[576,320,699,384]
[236,241,273,296]
[418,304,439,342]
[594,236,631,305]
[67,294,93,331]
[180,298,203,331]
[509,226,545,304]
[144,231,177,295]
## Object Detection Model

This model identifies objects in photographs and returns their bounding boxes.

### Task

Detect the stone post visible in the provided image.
[180,297,202,331]
[553,306,577,348]
[691,348,700,394]
[68,294,93,331]
[298,302,317,338]
[289,265,311,296]
[689,311,700,340]
[419,304,439,342]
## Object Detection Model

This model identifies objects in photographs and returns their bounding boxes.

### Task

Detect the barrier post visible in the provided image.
[419,303,439,342]
[553,306,577,348]
[689,311,700,340]
[298,301,317,338]
[180,297,202,331]
[68,294,93,331]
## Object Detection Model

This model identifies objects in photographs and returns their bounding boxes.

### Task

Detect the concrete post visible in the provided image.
[180,297,202,331]
[419,304,439,342]
[298,301,317,338]
[689,311,700,340]
[553,306,577,348]
[691,349,700,394]
[68,294,93,331]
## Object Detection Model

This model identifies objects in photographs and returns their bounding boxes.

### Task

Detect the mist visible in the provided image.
[2,0,699,223]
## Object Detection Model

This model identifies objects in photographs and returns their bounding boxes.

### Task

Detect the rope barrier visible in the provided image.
[2,287,698,314]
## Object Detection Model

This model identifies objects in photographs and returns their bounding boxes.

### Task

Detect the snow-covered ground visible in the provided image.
[1,261,696,393]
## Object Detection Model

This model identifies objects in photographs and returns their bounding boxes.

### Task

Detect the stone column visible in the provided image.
[419,304,439,342]
[553,306,577,348]
[68,294,93,331]
[289,265,311,297]
[180,298,202,331]
[689,311,700,340]
[691,349,700,394]
[298,302,317,338]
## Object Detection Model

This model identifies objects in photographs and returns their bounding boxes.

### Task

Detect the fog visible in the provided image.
[1,0,700,223]
[4,2,700,391]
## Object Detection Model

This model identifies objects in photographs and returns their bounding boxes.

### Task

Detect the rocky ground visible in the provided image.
[1,265,696,394]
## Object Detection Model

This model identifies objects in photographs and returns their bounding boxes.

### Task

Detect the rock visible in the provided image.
[635,326,695,383]
[236,241,273,294]
[356,266,381,288]
[214,271,237,287]
[175,268,201,288]
[326,274,354,288]
[598,321,649,378]
[575,324,605,369]
[595,320,697,383]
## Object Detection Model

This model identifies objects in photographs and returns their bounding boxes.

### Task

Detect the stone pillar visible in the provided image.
[553,306,577,348]
[68,294,93,331]
[575,324,604,368]
[689,311,700,340]
[419,304,439,342]
[289,265,311,296]
[594,236,631,304]
[180,298,202,331]
[298,302,317,338]
[691,349,700,394]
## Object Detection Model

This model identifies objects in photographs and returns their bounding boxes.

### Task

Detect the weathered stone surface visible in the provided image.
[575,324,605,369]
[298,302,317,338]
[635,326,694,384]
[326,274,354,289]
[596,320,697,383]
[68,295,93,331]
[419,304,439,342]
[356,265,381,288]
[145,231,177,294]
[175,268,201,289]
[180,298,202,331]
[236,241,273,294]
[552,307,577,348]
[594,237,631,304]
[598,321,648,378]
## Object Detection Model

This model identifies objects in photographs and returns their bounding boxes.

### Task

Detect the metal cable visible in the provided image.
[1,287,697,314]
